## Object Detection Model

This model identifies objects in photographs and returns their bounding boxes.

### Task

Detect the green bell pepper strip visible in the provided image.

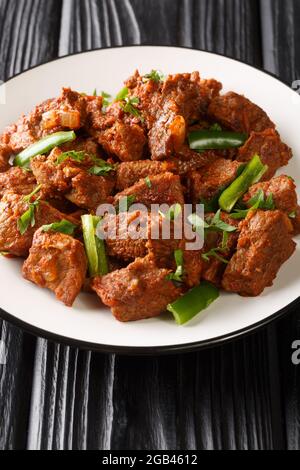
[189,130,247,151]
[219,154,268,213]
[167,281,220,325]
[14,131,77,168]
[82,215,108,277]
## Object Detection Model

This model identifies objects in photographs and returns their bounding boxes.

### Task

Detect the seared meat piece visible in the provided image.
[201,215,240,286]
[0,143,13,172]
[60,136,102,157]
[0,192,68,257]
[161,72,212,124]
[208,92,275,133]
[189,158,244,204]
[146,215,203,288]
[92,256,182,322]
[116,160,177,191]
[114,173,185,209]
[0,167,36,198]
[222,210,296,296]
[65,171,114,211]
[23,228,87,307]
[126,71,222,160]
[171,148,221,175]
[100,211,148,261]
[148,100,187,160]
[237,129,292,180]
[97,120,147,162]
[0,88,90,155]
[88,98,147,162]
[31,148,115,211]
[243,175,298,214]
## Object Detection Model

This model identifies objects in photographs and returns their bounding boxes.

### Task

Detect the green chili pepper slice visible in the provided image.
[189,130,248,151]
[14,131,77,168]
[219,154,268,213]
[167,281,220,325]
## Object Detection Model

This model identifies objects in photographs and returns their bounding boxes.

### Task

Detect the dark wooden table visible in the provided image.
[0,0,300,451]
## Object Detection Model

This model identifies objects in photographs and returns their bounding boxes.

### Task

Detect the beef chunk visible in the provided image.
[23,228,87,307]
[0,192,69,257]
[243,175,298,214]
[0,143,13,172]
[237,129,292,180]
[100,211,148,261]
[65,171,114,211]
[92,256,182,322]
[148,101,187,160]
[161,72,211,124]
[31,148,115,210]
[0,167,36,198]
[0,88,90,155]
[208,92,275,133]
[146,215,203,288]
[222,210,296,296]
[97,120,147,162]
[114,173,185,209]
[116,160,177,191]
[189,158,243,203]
[126,71,222,160]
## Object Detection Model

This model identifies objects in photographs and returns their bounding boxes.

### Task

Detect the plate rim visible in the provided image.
[0,44,299,354]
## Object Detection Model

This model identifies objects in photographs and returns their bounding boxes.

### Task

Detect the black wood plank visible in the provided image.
[0,0,62,450]
[260,0,300,450]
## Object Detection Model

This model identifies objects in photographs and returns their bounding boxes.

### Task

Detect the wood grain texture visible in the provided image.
[0,0,299,450]
[0,0,62,450]
[260,0,300,451]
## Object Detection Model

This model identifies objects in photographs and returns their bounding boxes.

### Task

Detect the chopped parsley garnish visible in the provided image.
[230,189,276,220]
[202,232,230,265]
[115,87,129,102]
[101,91,112,109]
[120,96,143,120]
[18,185,42,235]
[143,70,165,83]
[55,150,86,166]
[89,159,116,176]
[159,203,182,222]
[189,210,236,235]
[41,220,77,236]
[145,177,152,189]
[166,249,185,283]
[117,195,136,213]
[115,87,143,121]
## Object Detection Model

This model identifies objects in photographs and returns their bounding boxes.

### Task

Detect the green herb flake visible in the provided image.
[143,70,165,83]
[115,87,129,102]
[166,249,185,283]
[230,189,276,220]
[18,185,42,235]
[89,160,115,176]
[101,91,112,109]
[159,203,182,222]
[145,177,152,189]
[289,211,297,219]
[118,195,136,213]
[120,96,143,121]
[55,150,86,166]
[41,220,77,236]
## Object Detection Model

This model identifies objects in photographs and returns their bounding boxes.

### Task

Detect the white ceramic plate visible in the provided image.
[0,46,299,354]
